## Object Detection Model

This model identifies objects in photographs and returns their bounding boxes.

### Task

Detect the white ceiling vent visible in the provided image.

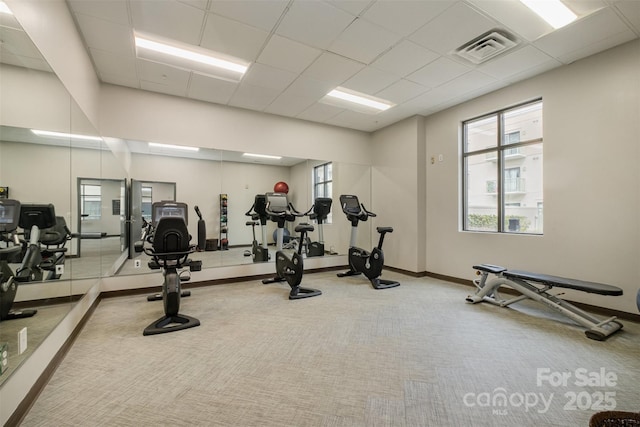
[453,29,518,64]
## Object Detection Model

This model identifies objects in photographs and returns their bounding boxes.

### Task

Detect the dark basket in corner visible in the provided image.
[590,411,640,427]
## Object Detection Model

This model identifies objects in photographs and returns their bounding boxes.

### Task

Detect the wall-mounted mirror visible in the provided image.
[0,11,111,386]
[104,137,373,277]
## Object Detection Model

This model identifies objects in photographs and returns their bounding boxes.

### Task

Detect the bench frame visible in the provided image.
[466,264,623,341]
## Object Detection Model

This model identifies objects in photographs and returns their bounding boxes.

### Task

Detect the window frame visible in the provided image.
[461,99,543,234]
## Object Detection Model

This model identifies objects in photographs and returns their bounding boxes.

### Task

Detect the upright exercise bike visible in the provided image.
[0,199,37,321]
[302,197,332,257]
[15,203,69,282]
[337,194,399,289]
[244,194,270,262]
[262,192,321,300]
[135,201,202,336]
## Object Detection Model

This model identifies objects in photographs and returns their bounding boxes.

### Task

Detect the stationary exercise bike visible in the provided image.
[302,197,332,257]
[0,199,37,321]
[15,203,69,282]
[135,201,202,336]
[337,194,399,289]
[262,192,321,300]
[244,194,270,262]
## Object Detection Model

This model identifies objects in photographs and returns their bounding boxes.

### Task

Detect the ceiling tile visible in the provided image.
[229,82,280,111]
[75,13,133,56]
[265,92,317,117]
[276,1,355,49]
[242,63,298,91]
[302,52,365,85]
[201,13,269,61]
[409,2,498,55]
[0,51,51,72]
[329,17,403,64]
[284,75,335,99]
[130,0,205,46]
[375,79,429,104]
[0,26,43,60]
[296,103,344,122]
[478,45,556,79]
[342,66,400,94]
[557,31,637,64]
[613,0,640,33]
[371,40,440,77]
[534,8,636,63]
[467,0,552,41]
[187,72,238,104]
[100,73,140,88]
[90,48,137,79]
[208,0,289,32]
[324,0,372,16]
[324,110,381,131]
[406,56,470,88]
[178,0,208,10]
[257,35,322,73]
[362,0,453,36]
[68,0,130,25]
[137,59,190,96]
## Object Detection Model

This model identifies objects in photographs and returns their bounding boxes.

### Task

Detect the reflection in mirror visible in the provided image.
[108,138,374,277]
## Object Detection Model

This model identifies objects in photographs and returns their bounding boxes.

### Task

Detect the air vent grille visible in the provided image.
[453,29,518,64]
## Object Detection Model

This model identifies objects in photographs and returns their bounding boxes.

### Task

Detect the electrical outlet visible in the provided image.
[134,259,141,268]
[18,327,27,354]
[56,264,64,275]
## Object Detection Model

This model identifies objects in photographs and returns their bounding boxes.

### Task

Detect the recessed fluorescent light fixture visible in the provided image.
[519,0,577,29]
[0,2,12,14]
[134,33,249,81]
[31,129,103,142]
[242,153,282,160]
[321,87,394,114]
[149,142,200,152]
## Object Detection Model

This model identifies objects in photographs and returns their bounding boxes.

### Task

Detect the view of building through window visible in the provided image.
[463,100,543,234]
[80,184,101,220]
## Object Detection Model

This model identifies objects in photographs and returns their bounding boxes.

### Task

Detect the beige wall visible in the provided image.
[424,39,640,314]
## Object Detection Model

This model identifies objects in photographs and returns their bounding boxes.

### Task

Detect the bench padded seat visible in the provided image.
[504,270,623,296]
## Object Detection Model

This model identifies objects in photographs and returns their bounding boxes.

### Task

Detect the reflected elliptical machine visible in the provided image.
[337,194,399,289]
[244,194,270,262]
[262,192,321,299]
[302,197,332,257]
[135,201,202,336]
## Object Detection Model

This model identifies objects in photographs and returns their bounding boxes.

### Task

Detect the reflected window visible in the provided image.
[80,184,101,220]
[141,186,152,221]
[462,99,543,234]
[313,162,333,223]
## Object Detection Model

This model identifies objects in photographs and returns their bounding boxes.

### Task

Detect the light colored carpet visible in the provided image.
[19,271,640,426]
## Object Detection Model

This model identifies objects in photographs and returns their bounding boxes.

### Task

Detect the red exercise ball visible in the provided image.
[274,181,289,194]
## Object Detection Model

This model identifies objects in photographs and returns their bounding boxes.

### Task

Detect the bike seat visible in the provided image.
[377,227,393,234]
[295,223,314,233]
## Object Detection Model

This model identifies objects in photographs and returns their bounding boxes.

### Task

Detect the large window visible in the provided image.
[80,184,101,220]
[462,100,543,234]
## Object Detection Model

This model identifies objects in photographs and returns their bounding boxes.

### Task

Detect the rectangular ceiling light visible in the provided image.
[149,142,199,152]
[242,153,282,160]
[322,87,394,113]
[0,2,12,14]
[31,129,103,142]
[135,33,249,81]
[519,0,577,29]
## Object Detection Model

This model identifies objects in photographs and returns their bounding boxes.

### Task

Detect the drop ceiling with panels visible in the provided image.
[20,1,640,131]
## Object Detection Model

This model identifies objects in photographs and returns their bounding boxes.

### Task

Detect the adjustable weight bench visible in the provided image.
[466,264,624,341]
